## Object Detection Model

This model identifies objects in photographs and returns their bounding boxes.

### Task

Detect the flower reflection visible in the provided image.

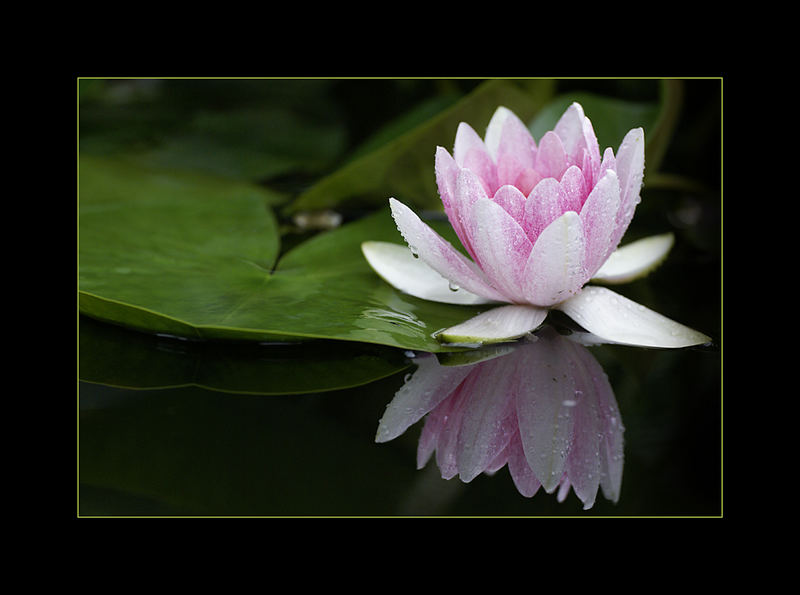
[376,326,623,510]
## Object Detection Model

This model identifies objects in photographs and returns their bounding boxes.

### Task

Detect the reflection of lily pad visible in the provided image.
[79,155,487,352]
[79,317,411,395]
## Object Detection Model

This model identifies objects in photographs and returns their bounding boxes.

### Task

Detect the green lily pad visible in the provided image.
[79,155,487,352]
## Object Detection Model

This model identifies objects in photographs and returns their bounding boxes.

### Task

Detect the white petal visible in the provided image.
[556,286,711,348]
[523,210,587,306]
[388,198,507,302]
[484,106,514,161]
[438,304,547,345]
[361,241,494,305]
[592,233,674,284]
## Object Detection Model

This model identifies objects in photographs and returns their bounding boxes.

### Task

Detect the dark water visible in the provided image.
[78,315,720,517]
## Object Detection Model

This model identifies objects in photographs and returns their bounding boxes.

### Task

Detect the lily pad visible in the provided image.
[79,155,488,352]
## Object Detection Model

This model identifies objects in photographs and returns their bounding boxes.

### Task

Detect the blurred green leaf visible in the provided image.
[79,79,348,182]
[287,79,556,214]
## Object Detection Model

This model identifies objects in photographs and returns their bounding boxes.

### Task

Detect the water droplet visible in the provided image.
[448,281,460,292]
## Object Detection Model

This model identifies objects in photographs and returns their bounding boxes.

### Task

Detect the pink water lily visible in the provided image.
[362,103,710,347]
[375,327,624,509]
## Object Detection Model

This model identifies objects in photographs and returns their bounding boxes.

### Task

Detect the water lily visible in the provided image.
[362,103,711,347]
[376,327,624,509]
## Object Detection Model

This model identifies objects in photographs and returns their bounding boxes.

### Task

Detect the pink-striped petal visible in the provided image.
[456,354,518,482]
[522,177,569,244]
[454,122,497,195]
[580,169,621,277]
[563,351,602,510]
[559,165,588,213]
[468,197,533,301]
[553,102,587,163]
[607,127,645,255]
[514,336,577,493]
[523,211,587,306]
[534,131,568,180]
[492,184,527,222]
[485,106,537,187]
[436,147,478,261]
[507,431,542,497]
[513,167,544,197]
[388,198,507,302]
[450,167,491,264]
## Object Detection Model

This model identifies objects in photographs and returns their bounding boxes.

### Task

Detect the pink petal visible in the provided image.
[553,102,587,163]
[598,146,616,182]
[436,147,478,261]
[454,122,497,195]
[514,336,577,493]
[468,197,533,302]
[523,211,587,307]
[534,131,568,180]
[607,127,645,255]
[451,167,490,264]
[513,168,543,197]
[522,177,569,245]
[559,165,588,213]
[554,103,601,175]
[563,352,602,509]
[435,146,459,219]
[580,170,621,277]
[456,355,518,482]
[416,388,462,472]
[389,198,507,302]
[507,430,542,498]
[432,385,470,480]
[580,116,602,179]
[492,184,527,222]
[485,107,537,187]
